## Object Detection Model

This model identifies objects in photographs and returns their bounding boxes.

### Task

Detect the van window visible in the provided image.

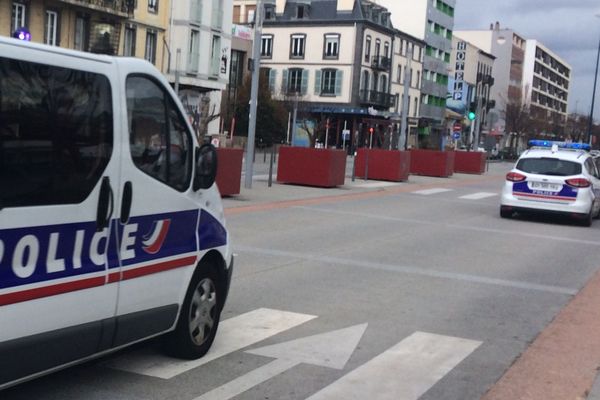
[126,76,192,191]
[0,57,113,208]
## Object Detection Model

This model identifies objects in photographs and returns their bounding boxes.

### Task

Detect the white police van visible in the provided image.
[0,37,233,388]
[500,140,600,226]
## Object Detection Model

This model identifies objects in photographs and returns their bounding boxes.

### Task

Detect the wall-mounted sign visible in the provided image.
[453,41,467,101]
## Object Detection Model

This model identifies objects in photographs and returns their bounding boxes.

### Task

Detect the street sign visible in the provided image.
[452,123,461,132]
[342,129,351,140]
[453,132,460,139]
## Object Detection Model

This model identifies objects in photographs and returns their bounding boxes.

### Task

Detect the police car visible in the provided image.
[0,37,233,388]
[500,140,600,226]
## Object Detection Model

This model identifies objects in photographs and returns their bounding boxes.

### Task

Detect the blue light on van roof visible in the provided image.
[12,28,31,41]
[528,140,591,151]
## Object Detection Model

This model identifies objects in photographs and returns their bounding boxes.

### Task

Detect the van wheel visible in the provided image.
[164,263,222,359]
[500,206,512,219]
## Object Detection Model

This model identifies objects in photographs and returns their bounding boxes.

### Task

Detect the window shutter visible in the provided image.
[282,69,288,93]
[269,69,277,92]
[301,69,309,95]
[314,69,322,95]
[335,70,343,96]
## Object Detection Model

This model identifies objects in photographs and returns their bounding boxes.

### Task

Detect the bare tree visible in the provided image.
[197,95,220,143]
[501,94,532,152]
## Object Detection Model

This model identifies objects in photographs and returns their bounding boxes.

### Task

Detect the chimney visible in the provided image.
[276,0,286,14]
[490,23,493,30]
[495,21,500,30]
[337,0,354,12]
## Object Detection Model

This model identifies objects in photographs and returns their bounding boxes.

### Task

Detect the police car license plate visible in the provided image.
[530,182,561,191]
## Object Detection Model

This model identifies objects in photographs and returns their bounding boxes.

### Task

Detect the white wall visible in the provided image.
[261,25,356,102]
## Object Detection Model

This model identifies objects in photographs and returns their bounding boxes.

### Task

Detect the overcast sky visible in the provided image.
[453,0,600,120]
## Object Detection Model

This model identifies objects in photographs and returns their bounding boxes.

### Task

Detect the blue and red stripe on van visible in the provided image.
[0,209,227,306]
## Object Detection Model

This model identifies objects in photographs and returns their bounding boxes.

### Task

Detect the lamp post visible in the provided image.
[588,19,600,145]
[244,0,263,189]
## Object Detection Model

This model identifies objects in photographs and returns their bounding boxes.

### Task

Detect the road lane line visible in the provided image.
[295,206,600,247]
[306,331,481,400]
[460,192,498,200]
[236,246,577,296]
[412,188,454,195]
[105,308,316,379]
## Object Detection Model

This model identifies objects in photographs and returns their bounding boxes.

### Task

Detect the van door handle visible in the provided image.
[120,181,133,224]
[96,177,114,232]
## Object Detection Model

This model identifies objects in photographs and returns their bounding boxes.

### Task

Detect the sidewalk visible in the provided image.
[222,155,510,211]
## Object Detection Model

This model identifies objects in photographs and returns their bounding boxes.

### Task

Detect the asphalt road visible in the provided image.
[5,159,600,400]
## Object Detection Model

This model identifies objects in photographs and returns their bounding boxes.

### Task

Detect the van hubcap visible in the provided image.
[189,278,217,345]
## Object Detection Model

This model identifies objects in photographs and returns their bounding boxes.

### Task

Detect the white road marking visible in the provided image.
[295,206,600,247]
[459,192,498,200]
[348,181,402,188]
[306,331,482,400]
[106,308,316,379]
[236,245,578,295]
[412,188,453,195]
[194,324,367,400]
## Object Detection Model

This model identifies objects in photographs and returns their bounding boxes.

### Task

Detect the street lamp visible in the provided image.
[588,14,600,145]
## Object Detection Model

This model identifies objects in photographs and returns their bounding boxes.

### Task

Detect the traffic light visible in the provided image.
[467,101,477,121]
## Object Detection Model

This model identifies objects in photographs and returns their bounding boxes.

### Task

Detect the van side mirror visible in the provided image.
[193,144,218,191]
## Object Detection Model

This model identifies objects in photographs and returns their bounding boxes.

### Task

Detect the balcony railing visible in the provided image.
[58,0,133,17]
[371,56,391,71]
[359,90,394,108]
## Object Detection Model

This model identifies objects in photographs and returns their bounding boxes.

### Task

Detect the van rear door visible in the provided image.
[0,48,122,385]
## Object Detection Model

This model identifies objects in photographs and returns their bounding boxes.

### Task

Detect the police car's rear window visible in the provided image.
[516,158,582,176]
[0,57,112,208]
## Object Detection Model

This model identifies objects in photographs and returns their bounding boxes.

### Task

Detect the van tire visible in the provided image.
[500,206,512,219]
[163,262,222,359]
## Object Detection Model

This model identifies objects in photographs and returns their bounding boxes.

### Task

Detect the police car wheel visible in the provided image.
[580,210,593,227]
[500,206,512,219]
[164,263,222,359]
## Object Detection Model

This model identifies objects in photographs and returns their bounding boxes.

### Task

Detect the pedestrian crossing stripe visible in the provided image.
[306,332,481,400]
[459,192,498,200]
[104,308,316,379]
[412,188,453,195]
[104,308,482,400]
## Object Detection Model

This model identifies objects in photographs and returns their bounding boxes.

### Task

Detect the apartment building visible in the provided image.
[233,0,423,149]
[2,0,169,71]
[456,23,529,140]
[522,40,570,129]
[166,0,232,137]
[390,31,426,148]
[448,35,495,148]
[2,0,132,55]
[377,0,455,146]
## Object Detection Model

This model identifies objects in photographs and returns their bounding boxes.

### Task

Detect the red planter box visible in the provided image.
[216,148,244,196]
[409,150,455,178]
[277,146,346,188]
[354,149,411,182]
[453,151,486,174]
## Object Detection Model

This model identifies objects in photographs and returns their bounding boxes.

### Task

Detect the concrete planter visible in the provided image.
[354,149,411,182]
[215,148,244,196]
[277,146,346,188]
[453,151,486,174]
[409,149,455,178]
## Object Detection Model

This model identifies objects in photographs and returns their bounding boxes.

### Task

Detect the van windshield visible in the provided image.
[516,157,582,176]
